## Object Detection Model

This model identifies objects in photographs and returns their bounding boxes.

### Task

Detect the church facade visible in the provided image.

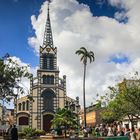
[14,4,79,132]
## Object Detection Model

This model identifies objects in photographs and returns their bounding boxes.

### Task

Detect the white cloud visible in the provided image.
[9,56,38,96]
[3,56,38,109]
[28,0,140,107]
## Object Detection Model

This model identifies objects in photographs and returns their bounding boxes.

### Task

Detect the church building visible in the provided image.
[14,3,79,132]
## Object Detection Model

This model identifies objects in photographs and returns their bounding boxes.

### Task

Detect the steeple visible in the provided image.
[40,1,57,70]
[43,2,53,48]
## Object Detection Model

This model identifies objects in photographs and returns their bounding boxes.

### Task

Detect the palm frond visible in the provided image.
[80,55,85,62]
[87,51,95,63]
[76,47,95,63]
[75,50,84,55]
[80,47,87,53]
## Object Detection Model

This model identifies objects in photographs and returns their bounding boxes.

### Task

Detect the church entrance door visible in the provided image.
[43,114,54,132]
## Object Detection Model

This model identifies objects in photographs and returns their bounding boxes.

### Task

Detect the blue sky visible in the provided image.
[78,0,119,17]
[1,0,140,107]
[0,0,44,66]
[0,0,124,66]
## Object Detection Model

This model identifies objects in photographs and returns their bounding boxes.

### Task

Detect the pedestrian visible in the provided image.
[95,124,100,137]
[11,125,18,140]
[130,127,136,140]
[135,127,140,140]
[107,124,114,137]
[83,127,88,137]
[7,125,12,140]
[124,127,130,137]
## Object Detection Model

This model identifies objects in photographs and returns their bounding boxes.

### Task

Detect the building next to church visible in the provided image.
[0,103,14,131]
[14,3,80,132]
[79,104,103,127]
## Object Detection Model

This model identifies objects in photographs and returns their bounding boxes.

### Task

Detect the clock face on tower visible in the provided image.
[46,48,51,52]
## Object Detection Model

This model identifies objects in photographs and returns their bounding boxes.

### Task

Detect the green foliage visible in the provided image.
[20,127,45,138]
[101,106,119,123]
[0,54,32,101]
[33,129,46,136]
[23,127,36,137]
[52,108,77,129]
[18,132,26,138]
[75,47,95,65]
[95,100,102,109]
[120,78,140,111]
[52,108,78,137]
[100,74,140,123]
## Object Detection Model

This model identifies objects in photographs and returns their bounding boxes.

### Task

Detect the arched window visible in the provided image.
[18,103,22,111]
[26,100,29,110]
[42,53,54,70]
[42,75,54,84]
[50,75,54,84]
[22,102,25,111]
[43,75,47,84]
[19,117,29,125]
[46,75,50,84]
[42,54,47,69]
[41,89,56,112]
[49,55,54,70]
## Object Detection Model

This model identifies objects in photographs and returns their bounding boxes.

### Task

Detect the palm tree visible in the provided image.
[75,47,95,128]
[52,108,77,137]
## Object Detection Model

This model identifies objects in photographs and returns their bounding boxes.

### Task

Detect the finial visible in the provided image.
[47,0,51,4]
[47,0,51,20]
[47,1,50,20]
[48,0,50,11]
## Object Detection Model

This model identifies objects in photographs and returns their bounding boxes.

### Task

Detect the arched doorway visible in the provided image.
[43,114,54,132]
[19,116,29,125]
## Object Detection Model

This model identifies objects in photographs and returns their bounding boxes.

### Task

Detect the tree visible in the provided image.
[119,78,140,112]
[101,92,133,123]
[0,54,31,101]
[75,47,95,128]
[100,77,140,125]
[52,108,77,137]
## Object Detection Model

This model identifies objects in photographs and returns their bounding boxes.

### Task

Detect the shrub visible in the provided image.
[23,127,36,137]
[18,132,26,138]
[20,127,46,137]
[33,129,46,136]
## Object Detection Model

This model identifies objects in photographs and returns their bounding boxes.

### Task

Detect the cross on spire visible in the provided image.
[43,0,53,48]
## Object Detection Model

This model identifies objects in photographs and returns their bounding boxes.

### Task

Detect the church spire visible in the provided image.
[43,1,53,48]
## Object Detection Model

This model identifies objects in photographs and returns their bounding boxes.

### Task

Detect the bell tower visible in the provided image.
[40,3,57,70]
[34,2,66,131]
